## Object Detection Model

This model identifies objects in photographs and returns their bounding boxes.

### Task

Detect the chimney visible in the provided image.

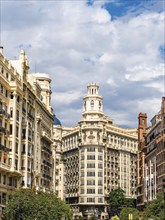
[0,46,3,54]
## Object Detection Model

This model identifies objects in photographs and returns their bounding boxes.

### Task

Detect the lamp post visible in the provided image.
[163,178,165,220]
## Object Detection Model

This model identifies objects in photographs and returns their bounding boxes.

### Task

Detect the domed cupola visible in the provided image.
[82,83,104,119]
[53,115,62,126]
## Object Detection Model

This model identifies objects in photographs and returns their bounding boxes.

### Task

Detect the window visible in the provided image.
[80,198,84,203]
[81,163,84,168]
[87,163,95,168]
[81,180,84,186]
[80,189,84,194]
[91,100,94,110]
[98,155,102,160]
[81,172,84,177]
[16,110,19,121]
[16,127,19,137]
[10,108,13,117]
[98,180,102,186]
[98,163,103,168]
[87,172,95,177]
[98,172,102,177]
[98,189,103,194]
[98,147,102,152]
[98,198,103,203]
[10,124,13,135]
[10,93,13,99]
[87,198,95,202]
[87,147,95,152]
[3,175,6,184]
[87,155,95,160]
[87,180,95,185]
[87,189,95,194]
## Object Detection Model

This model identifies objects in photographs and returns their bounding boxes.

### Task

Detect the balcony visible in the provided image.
[42,146,52,155]
[0,144,10,152]
[0,109,10,119]
[42,173,52,180]
[42,131,53,143]
[0,126,6,134]
[42,160,52,168]
[28,112,34,119]
[0,162,10,171]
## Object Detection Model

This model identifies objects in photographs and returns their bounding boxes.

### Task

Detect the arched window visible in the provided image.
[99,101,102,110]
[84,101,86,110]
[91,100,94,110]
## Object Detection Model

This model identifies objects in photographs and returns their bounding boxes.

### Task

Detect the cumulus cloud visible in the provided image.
[1,0,164,127]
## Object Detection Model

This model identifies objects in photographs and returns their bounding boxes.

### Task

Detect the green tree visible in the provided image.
[120,207,139,220]
[3,189,72,220]
[110,215,120,220]
[108,188,126,216]
[143,191,164,220]
[88,214,97,220]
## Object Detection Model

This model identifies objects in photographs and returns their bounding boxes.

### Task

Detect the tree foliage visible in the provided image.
[110,215,120,220]
[88,214,97,220]
[3,189,72,220]
[143,191,164,220]
[120,207,139,220]
[108,188,126,216]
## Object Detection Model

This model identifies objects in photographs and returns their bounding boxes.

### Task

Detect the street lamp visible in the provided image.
[163,178,165,220]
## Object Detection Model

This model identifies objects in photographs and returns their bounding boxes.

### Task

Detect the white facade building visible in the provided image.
[53,83,138,219]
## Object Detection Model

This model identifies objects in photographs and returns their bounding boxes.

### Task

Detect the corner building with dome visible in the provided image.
[53,83,138,219]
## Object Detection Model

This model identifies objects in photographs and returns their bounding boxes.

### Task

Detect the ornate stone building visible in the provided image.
[0,48,54,214]
[137,97,165,208]
[53,83,138,219]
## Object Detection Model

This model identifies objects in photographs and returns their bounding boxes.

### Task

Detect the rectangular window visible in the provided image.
[98,172,102,177]
[80,189,84,194]
[10,124,13,135]
[3,175,6,184]
[10,108,13,117]
[98,155,102,160]
[87,163,95,168]
[98,189,103,194]
[16,126,19,137]
[16,110,19,121]
[98,147,103,152]
[87,147,95,152]
[87,189,95,194]
[81,172,84,177]
[81,163,84,168]
[87,155,95,160]
[87,198,95,202]
[87,172,95,177]
[87,180,95,185]
[98,198,103,203]
[98,163,103,168]
[98,180,102,186]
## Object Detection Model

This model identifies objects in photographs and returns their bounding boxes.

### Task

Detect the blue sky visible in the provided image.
[1,0,165,127]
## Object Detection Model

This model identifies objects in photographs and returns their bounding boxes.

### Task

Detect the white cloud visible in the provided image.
[125,64,164,82]
[52,91,82,105]
[1,1,164,127]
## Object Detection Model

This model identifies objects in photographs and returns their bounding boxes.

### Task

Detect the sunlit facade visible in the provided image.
[53,83,138,219]
[0,48,54,214]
